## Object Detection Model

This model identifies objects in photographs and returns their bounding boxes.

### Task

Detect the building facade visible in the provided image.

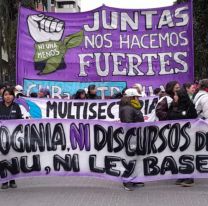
[35,0,81,12]
[54,0,80,12]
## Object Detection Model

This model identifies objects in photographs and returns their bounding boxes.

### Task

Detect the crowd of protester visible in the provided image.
[0,79,208,190]
[119,80,208,190]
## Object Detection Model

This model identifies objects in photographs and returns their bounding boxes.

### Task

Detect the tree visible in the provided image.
[0,0,11,82]
[0,0,35,84]
[175,0,208,79]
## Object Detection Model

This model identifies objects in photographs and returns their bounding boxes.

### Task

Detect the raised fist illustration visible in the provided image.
[27,14,65,43]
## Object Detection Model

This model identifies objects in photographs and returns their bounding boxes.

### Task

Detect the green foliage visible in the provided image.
[21,0,35,9]
[64,30,84,49]
[41,54,64,74]
[175,0,208,79]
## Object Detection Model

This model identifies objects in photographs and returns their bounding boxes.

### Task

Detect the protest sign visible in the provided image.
[0,118,208,183]
[16,96,158,120]
[17,2,194,96]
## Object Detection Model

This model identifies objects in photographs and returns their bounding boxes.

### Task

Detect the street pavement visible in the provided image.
[0,177,208,206]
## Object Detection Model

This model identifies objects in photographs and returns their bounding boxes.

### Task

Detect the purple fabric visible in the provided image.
[1,171,207,184]
[16,2,194,89]
[0,118,208,183]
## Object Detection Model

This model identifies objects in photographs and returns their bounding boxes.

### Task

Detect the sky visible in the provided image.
[81,0,175,11]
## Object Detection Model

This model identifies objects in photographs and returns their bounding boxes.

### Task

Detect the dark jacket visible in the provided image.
[156,96,172,121]
[119,98,144,123]
[87,93,99,100]
[167,100,197,120]
[0,101,22,120]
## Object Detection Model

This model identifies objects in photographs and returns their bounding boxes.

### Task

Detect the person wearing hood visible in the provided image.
[193,79,208,119]
[133,83,147,97]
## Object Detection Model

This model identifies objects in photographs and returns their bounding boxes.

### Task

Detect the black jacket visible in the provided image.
[167,101,197,120]
[156,97,169,121]
[87,93,99,100]
[0,101,22,120]
[119,104,144,123]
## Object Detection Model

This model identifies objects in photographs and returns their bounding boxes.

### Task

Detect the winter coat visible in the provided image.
[155,96,173,121]
[193,90,208,119]
[167,101,197,120]
[87,93,99,100]
[0,101,22,120]
[119,99,144,123]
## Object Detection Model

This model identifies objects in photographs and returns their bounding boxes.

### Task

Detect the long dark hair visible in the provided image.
[183,83,192,90]
[88,85,96,94]
[165,81,179,98]
[176,89,192,108]
[2,88,15,102]
[74,89,86,99]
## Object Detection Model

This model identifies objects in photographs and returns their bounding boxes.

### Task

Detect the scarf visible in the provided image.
[130,99,141,110]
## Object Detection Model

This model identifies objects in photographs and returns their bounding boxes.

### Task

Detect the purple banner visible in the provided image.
[1,118,208,183]
[17,2,194,92]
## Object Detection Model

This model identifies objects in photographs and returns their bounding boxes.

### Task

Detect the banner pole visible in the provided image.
[15,1,22,85]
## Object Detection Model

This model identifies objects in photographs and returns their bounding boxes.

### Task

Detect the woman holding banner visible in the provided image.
[193,79,208,119]
[119,88,144,191]
[167,89,197,121]
[167,89,197,187]
[0,88,23,190]
[155,81,180,121]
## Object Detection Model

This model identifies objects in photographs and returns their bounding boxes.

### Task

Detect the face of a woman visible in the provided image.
[38,91,45,98]
[90,88,97,95]
[80,93,86,99]
[187,85,196,95]
[173,83,180,94]
[3,92,14,104]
